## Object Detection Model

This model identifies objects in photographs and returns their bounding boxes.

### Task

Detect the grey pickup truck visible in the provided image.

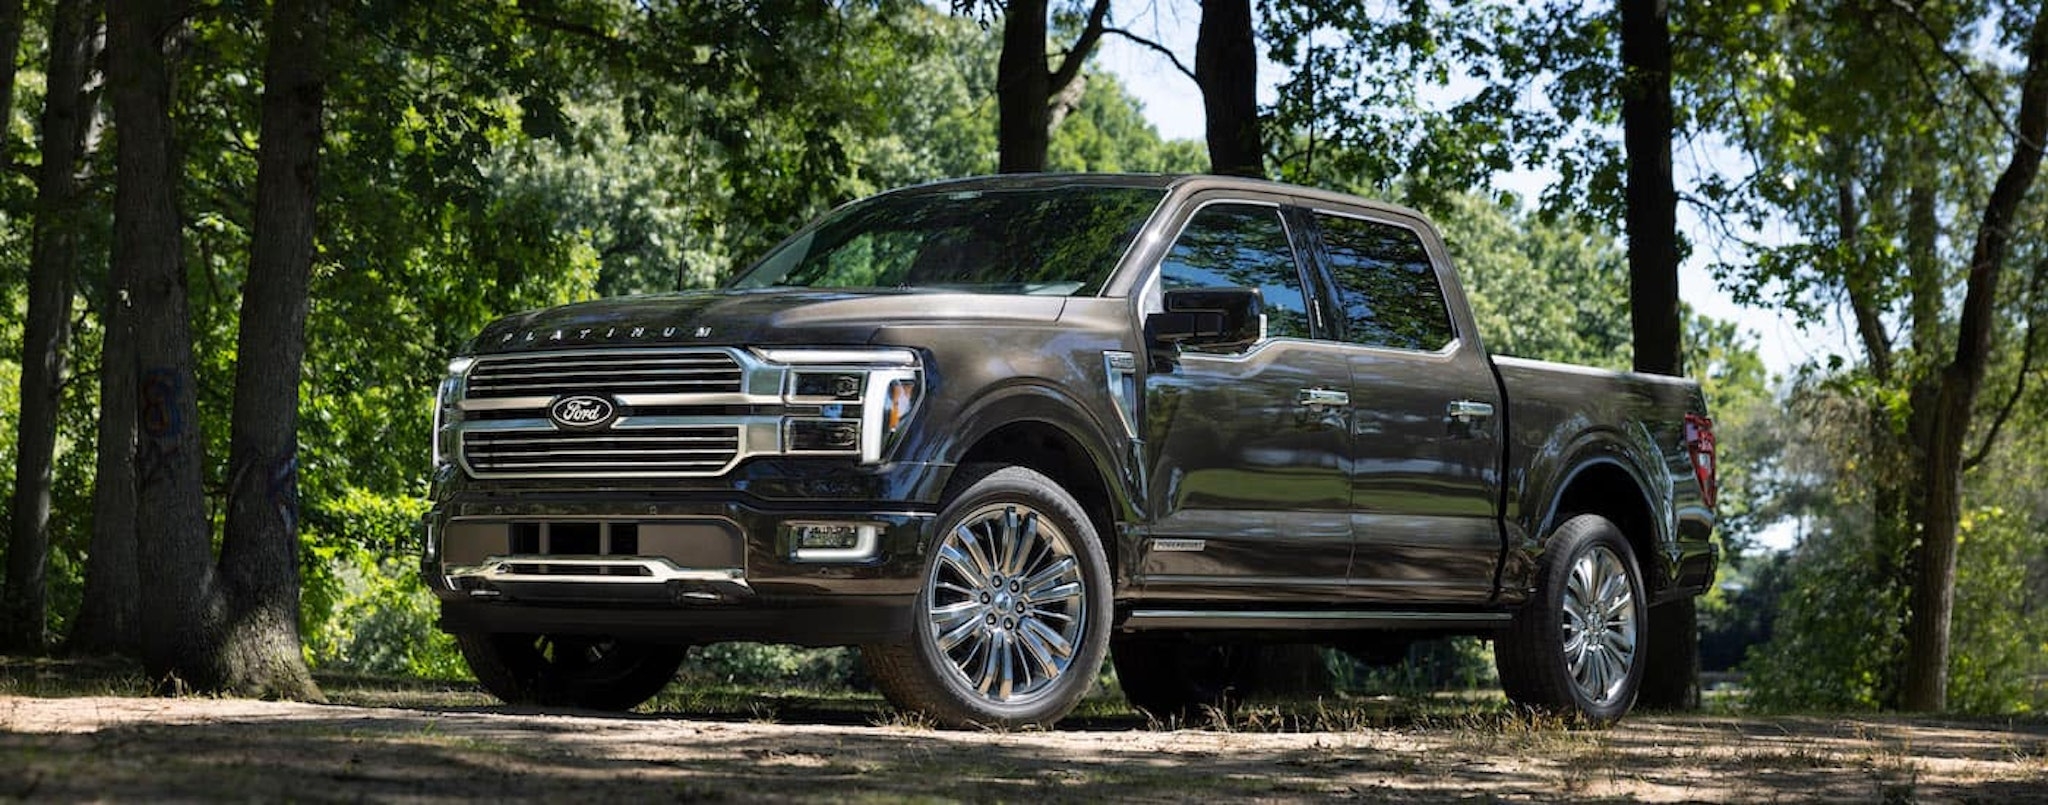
[423,173,1719,727]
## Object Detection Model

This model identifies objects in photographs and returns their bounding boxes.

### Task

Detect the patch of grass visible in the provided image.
[0,655,152,698]
[315,670,494,709]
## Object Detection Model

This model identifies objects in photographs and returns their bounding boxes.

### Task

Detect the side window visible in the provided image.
[1157,204,1311,340]
[1317,214,1455,351]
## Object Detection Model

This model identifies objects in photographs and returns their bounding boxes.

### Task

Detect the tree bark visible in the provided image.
[1899,6,2048,712]
[0,0,29,167]
[66,12,141,659]
[1620,0,1680,376]
[994,0,1108,172]
[214,0,327,700]
[68,265,141,657]
[1196,0,1262,178]
[3,0,100,653]
[996,0,1049,172]
[109,0,230,691]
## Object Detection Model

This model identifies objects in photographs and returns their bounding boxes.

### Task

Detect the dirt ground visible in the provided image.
[4,688,2047,804]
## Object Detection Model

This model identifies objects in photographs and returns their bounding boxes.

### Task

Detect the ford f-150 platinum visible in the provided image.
[423,173,1719,727]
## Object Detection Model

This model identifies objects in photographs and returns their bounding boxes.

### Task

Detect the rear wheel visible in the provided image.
[456,633,687,711]
[1495,514,1647,726]
[863,464,1113,729]
[1111,634,1257,724]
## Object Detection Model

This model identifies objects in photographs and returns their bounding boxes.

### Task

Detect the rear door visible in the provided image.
[1303,207,1505,604]
[1134,198,1356,603]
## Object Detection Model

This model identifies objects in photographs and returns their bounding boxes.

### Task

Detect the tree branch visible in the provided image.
[1103,26,1195,82]
[1884,0,2027,147]
[1949,7,2048,387]
[1963,255,2048,471]
[1049,0,1112,95]
[514,8,620,47]
[1832,146,1895,381]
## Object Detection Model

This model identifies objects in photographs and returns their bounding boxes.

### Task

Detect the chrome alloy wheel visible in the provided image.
[1561,544,1639,705]
[923,502,1088,706]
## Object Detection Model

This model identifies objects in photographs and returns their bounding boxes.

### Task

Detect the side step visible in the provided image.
[1121,609,1511,632]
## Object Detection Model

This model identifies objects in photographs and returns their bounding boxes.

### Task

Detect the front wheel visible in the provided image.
[1495,514,1647,726]
[456,633,687,712]
[863,464,1113,729]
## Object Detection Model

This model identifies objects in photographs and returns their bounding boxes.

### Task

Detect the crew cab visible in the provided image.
[422,174,1719,726]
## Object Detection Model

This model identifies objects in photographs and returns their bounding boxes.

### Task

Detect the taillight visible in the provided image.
[1684,413,1718,508]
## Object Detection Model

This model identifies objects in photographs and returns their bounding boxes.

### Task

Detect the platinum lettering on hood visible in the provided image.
[499,325,713,346]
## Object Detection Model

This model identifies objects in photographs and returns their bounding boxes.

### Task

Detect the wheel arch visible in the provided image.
[1534,449,1678,601]
[938,384,1131,581]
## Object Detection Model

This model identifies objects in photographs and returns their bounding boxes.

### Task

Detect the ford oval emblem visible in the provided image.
[549,395,618,430]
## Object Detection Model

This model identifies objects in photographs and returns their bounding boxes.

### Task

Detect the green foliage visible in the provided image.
[302,544,467,680]
[1432,190,1630,369]
[1047,73,1207,174]
[1742,516,1907,712]
[1745,496,2048,715]
[1261,1,1576,211]
[300,489,465,679]
[1946,505,2047,714]
[1698,551,1788,673]
[1325,638,1497,697]
[680,644,865,691]
[1741,376,2048,714]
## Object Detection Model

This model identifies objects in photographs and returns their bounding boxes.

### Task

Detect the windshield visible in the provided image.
[728,185,1165,295]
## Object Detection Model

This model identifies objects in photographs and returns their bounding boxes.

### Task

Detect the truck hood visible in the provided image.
[466,288,1069,355]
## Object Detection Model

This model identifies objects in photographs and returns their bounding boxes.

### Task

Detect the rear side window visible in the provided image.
[1316,213,1455,351]
[1157,204,1311,340]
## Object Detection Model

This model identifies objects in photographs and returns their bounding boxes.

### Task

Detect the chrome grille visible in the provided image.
[465,351,742,399]
[462,425,741,477]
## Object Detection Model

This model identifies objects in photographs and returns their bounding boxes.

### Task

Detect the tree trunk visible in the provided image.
[0,0,29,167]
[1899,7,2048,712]
[1620,0,1680,376]
[993,0,1107,173]
[66,12,141,659]
[996,0,1049,173]
[3,0,99,653]
[1196,0,1263,178]
[68,266,141,657]
[109,0,231,691]
[214,0,327,700]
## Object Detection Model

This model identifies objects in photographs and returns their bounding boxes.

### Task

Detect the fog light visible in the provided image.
[788,419,860,453]
[788,522,880,562]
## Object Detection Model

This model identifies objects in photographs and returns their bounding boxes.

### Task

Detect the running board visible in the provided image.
[1122,609,1512,632]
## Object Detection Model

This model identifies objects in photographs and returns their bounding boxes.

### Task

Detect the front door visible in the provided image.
[1137,201,1355,602]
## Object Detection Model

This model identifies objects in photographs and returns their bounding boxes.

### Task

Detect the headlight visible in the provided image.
[753,348,921,464]
[431,356,475,469]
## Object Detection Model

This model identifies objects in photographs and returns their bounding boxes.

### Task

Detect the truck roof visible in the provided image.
[889,173,1433,224]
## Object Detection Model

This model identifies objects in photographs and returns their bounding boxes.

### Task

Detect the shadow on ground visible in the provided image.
[4,690,2046,803]
[4,657,2046,802]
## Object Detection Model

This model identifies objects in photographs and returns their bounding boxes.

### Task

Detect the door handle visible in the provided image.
[1298,388,1350,408]
[1448,399,1495,422]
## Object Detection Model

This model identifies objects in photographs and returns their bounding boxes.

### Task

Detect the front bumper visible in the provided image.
[422,482,938,647]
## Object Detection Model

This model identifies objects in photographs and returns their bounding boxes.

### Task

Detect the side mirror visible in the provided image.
[1147,287,1263,352]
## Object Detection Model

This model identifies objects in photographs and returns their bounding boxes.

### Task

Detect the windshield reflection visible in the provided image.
[728,185,1165,296]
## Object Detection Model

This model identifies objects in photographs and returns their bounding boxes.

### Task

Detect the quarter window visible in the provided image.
[1317,214,1455,351]
[1157,204,1311,340]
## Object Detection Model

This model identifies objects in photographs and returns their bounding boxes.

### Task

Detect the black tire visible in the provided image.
[1494,514,1648,726]
[862,464,1113,729]
[456,632,687,712]
[1111,634,1257,724]
[1636,596,1703,711]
